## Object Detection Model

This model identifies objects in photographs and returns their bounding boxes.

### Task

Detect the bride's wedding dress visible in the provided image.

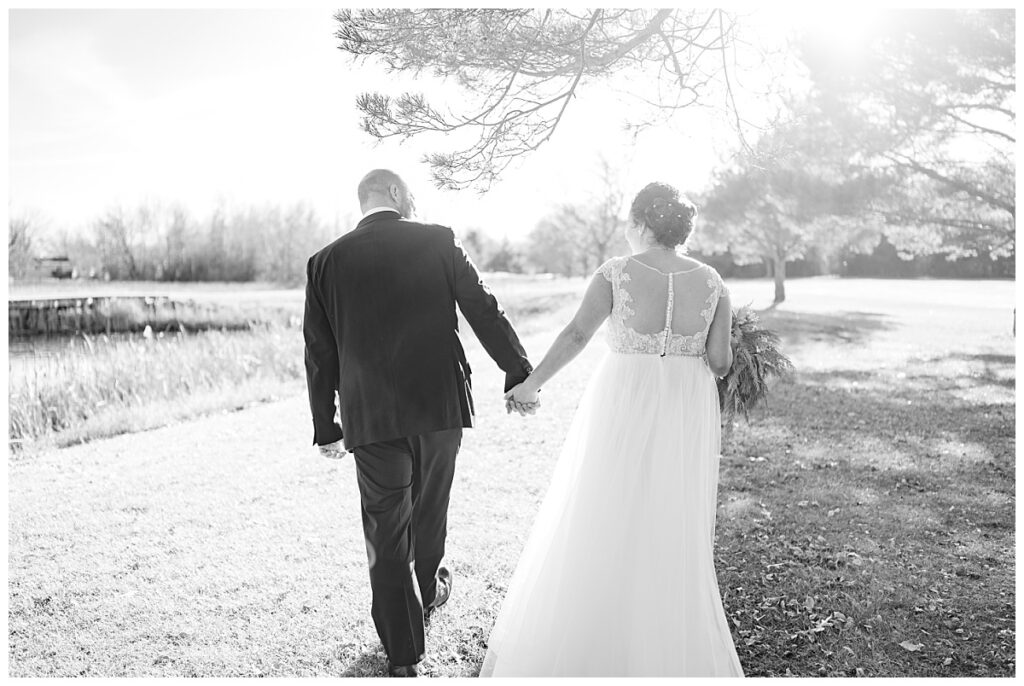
[480,255,744,677]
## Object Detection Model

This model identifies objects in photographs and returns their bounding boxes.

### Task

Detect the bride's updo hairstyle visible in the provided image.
[629,182,698,249]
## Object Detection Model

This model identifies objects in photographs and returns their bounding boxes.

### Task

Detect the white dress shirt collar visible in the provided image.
[362,206,401,219]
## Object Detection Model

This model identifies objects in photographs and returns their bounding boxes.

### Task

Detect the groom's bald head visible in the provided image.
[357,169,415,218]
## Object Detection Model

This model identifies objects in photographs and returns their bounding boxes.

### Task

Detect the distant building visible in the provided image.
[25,256,76,280]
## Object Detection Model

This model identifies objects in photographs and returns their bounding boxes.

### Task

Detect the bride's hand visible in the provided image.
[504,381,540,416]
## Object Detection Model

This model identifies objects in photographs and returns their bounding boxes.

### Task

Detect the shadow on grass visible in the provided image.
[944,353,1015,365]
[936,352,1016,390]
[716,352,1014,677]
[755,310,893,349]
[341,647,387,677]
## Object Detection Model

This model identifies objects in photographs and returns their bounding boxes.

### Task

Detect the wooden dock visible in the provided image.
[9,295,196,338]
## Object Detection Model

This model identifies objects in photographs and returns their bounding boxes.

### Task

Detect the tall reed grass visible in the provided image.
[7,275,587,449]
[9,324,303,446]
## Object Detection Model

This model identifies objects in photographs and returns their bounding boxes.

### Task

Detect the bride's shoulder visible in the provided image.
[698,262,729,295]
[677,258,727,291]
[595,255,629,281]
[673,255,707,270]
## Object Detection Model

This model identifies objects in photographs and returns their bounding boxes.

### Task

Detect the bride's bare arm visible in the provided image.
[706,290,733,377]
[509,272,612,400]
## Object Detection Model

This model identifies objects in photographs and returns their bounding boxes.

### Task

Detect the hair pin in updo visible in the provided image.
[646,197,686,223]
[645,197,670,220]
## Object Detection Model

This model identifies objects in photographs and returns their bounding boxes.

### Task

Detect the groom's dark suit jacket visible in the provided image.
[303,210,533,450]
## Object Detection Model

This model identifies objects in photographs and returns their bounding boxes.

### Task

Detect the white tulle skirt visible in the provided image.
[480,351,744,677]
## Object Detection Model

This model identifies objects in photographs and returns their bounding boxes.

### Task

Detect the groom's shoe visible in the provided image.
[424,567,453,623]
[387,662,418,677]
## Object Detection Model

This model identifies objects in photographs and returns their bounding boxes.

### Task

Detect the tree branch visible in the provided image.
[942,109,1015,143]
[883,152,1015,216]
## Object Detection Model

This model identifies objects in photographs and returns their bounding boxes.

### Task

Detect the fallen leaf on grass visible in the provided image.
[899,641,924,652]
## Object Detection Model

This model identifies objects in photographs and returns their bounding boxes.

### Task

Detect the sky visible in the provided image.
[8,8,813,244]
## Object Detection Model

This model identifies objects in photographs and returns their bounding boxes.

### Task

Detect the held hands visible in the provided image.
[504,380,541,417]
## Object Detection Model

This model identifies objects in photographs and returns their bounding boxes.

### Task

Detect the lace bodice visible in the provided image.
[597,255,727,357]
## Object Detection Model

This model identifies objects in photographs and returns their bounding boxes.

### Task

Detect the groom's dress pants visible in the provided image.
[351,428,462,666]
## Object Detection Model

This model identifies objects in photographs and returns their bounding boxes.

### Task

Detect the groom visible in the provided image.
[303,169,535,676]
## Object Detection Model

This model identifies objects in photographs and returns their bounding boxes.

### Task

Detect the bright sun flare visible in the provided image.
[773,5,884,60]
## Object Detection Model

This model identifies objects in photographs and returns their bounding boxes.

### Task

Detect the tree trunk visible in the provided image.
[773,254,786,304]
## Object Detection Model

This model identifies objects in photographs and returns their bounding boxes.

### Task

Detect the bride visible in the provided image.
[480,182,744,677]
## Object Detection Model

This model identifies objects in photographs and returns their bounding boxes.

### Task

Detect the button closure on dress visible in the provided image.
[660,274,674,357]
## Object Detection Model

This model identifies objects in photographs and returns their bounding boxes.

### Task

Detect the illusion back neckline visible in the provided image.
[628,256,705,276]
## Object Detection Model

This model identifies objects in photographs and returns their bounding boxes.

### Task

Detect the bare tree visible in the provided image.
[8,214,37,280]
[162,205,193,280]
[459,227,501,268]
[585,155,629,266]
[524,154,631,276]
[527,209,587,277]
[93,207,142,280]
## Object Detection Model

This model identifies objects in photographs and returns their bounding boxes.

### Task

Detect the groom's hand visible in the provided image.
[504,384,540,416]
[317,439,348,459]
[505,397,540,416]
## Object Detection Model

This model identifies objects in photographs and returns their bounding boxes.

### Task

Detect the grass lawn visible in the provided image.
[717,279,1015,677]
[6,276,1015,677]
